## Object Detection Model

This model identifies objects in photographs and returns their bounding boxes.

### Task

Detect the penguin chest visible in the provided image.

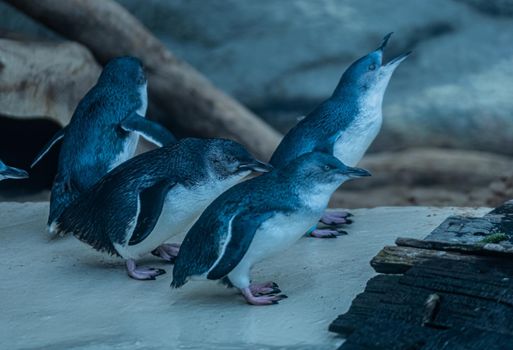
[333,111,382,166]
[238,210,319,267]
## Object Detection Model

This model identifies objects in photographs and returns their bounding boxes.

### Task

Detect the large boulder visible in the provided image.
[0,37,100,126]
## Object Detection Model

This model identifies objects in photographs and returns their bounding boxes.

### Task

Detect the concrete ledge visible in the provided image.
[0,203,489,349]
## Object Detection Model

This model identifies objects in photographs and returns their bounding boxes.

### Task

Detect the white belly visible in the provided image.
[333,111,382,167]
[110,133,139,171]
[115,173,248,259]
[227,210,320,288]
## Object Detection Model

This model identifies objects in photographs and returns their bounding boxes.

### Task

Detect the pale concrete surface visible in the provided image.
[0,203,489,350]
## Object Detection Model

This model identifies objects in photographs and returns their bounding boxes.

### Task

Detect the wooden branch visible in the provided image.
[6,0,282,159]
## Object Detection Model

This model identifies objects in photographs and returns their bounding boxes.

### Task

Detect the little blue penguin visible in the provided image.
[270,33,410,238]
[31,56,176,234]
[171,152,370,305]
[55,138,272,280]
[0,160,28,181]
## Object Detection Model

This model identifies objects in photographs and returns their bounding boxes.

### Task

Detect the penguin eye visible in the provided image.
[323,165,331,171]
[369,63,376,71]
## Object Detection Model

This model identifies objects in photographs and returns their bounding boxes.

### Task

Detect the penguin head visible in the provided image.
[97,56,146,87]
[205,139,273,179]
[287,152,371,186]
[334,33,410,104]
[0,160,29,181]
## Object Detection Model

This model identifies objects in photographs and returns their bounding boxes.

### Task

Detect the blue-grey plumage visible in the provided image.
[55,138,272,280]
[171,152,370,305]
[31,56,176,232]
[0,159,28,181]
[269,33,410,238]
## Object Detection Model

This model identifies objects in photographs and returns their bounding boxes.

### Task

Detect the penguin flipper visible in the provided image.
[128,180,176,246]
[120,113,176,147]
[31,127,66,168]
[207,211,274,280]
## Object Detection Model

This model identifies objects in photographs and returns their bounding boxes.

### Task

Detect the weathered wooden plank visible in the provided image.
[422,200,513,246]
[339,321,513,350]
[330,257,513,345]
[395,237,513,256]
[331,201,513,347]
[370,245,476,274]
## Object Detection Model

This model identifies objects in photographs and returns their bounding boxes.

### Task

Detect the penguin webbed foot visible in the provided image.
[250,281,281,296]
[309,228,348,239]
[240,287,288,306]
[151,243,180,264]
[319,211,353,226]
[126,259,166,280]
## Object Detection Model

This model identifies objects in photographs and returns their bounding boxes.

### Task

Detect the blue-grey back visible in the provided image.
[270,98,358,167]
[57,83,143,191]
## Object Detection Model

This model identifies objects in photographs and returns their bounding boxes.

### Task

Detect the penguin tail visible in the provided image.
[171,275,187,288]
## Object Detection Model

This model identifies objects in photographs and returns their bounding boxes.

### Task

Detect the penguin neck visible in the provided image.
[331,82,385,113]
[285,172,340,212]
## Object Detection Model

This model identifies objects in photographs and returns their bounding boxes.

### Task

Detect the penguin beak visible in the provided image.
[385,51,411,68]
[376,32,411,69]
[378,32,393,52]
[1,166,29,180]
[345,166,371,178]
[238,160,273,173]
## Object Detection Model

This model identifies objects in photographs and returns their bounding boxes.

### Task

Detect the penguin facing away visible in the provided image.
[270,33,410,238]
[31,56,176,233]
[56,138,272,280]
[0,160,28,181]
[172,152,370,305]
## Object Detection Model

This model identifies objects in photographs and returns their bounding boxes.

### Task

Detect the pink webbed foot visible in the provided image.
[310,228,348,239]
[320,211,353,226]
[250,281,281,296]
[240,286,288,306]
[151,243,180,263]
[126,259,166,280]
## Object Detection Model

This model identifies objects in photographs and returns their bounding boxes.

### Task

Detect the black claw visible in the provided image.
[271,288,282,295]
[345,219,353,225]
[271,301,279,305]
[346,213,354,218]
[337,230,349,235]
[279,294,288,299]
[156,269,167,276]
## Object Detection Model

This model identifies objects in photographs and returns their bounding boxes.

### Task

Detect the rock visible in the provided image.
[0,37,100,126]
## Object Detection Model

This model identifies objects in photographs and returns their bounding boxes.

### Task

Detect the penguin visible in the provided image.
[171,152,370,305]
[0,160,28,181]
[31,56,176,233]
[55,138,272,280]
[269,33,410,238]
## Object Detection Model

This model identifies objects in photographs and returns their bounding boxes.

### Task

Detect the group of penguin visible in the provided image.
[0,33,409,305]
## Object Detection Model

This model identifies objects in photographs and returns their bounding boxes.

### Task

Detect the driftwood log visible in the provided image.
[5,0,282,159]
